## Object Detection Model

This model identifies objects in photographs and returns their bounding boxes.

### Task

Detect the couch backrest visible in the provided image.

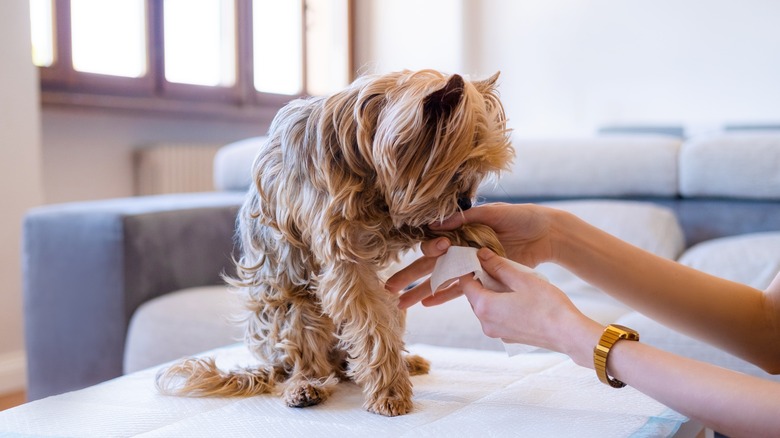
[478,135,681,199]
[213,136,267,192]
[216,132,780,201]
[213,132,780,246]
[679,132,780,200]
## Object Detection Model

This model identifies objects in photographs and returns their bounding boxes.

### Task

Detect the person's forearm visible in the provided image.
[549,209,780,372]
[607,340,780,437]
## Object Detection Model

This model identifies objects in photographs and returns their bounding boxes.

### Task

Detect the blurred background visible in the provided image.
[2,0,780,403]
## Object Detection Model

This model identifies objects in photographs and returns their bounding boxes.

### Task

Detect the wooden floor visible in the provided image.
[0,390,26,411]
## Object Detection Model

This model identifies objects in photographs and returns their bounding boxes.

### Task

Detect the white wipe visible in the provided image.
[430,246,548,292]
[429,246,549,356]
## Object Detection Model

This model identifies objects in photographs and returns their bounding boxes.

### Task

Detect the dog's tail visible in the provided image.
[155,357,276,397]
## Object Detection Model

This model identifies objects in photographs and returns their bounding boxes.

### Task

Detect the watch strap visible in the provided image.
[593,324,640,388]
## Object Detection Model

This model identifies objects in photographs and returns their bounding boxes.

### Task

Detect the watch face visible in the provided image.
[611,324,640,340]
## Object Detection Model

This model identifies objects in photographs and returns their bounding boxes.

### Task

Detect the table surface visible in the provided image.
[0,344,690,437]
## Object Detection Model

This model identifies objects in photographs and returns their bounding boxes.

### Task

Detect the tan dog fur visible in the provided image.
[156,70,514,416]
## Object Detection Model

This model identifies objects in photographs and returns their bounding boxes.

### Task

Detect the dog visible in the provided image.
[155,69,514,416]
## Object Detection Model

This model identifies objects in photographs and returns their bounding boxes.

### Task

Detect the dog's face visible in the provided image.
[342,70,514,229]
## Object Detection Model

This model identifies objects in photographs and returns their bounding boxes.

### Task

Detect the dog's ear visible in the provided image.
[473,71,500,94]
[423,74,464,118]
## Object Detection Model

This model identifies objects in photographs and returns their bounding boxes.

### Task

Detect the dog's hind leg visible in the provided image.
[275,296,341,408]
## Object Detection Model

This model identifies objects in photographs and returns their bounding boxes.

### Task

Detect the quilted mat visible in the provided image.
[0,344,687,437]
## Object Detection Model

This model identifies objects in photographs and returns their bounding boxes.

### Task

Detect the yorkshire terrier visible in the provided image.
[156,69,514,416]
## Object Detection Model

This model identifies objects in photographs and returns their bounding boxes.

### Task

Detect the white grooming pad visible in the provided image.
[0,344,687,437]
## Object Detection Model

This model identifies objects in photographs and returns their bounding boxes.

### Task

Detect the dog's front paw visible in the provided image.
[366,382,414,416]
[284,382,331,408]
[367,395,414,417]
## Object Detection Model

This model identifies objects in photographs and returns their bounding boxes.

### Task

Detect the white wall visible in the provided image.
[41,0,463,205]
[0,1,44,393]
[354,0,466,75]
[41,109,267,203]
[474,0,780,136]
[357,0,780,137]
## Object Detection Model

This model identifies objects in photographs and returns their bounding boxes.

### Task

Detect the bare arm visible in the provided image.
[461,250,780,437]
[550,209,780,373]
[608,337,780,437]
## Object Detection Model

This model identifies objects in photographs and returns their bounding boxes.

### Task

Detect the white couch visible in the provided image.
[23,132,780,401]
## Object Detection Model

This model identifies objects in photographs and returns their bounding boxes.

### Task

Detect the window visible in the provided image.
[163,0,236,87]
[71,0,147,78]
[29,0,354,119]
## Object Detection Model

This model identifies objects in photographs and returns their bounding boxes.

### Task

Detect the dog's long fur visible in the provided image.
[156,70,514,416]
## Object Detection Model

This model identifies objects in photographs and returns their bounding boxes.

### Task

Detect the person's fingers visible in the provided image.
[398,278,434,309]
[459,272,490,305]
[385,258,435,294]
[420,281,464,307]
[385,238,450,293]
[419,237,452,257]
[476,247,533,290]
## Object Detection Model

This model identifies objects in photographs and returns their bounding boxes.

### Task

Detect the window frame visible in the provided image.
[38,0,355,120]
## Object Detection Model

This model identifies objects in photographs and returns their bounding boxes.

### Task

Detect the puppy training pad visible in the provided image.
[1,344,687,437]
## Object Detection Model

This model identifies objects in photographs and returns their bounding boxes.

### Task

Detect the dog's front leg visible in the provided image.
[318,262,413,416]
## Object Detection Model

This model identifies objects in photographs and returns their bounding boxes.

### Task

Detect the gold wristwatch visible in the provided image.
[593,324,640,388]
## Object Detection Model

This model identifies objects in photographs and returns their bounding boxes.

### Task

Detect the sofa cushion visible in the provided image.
[213,136,267,192]
[124,286,244,373]
[478,136,681,198]
[679,133,780,199]
[677,231,780,289]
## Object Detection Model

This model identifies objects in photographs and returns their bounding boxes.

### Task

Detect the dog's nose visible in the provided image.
[457,196,472,211]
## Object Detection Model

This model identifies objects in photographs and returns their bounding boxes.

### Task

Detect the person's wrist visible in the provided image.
[543,296,602,367]
[551,208,600,272]
[545,207,576,265]
[563,316,603,368]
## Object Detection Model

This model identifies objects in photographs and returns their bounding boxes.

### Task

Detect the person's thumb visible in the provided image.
[476,248,530,291]
[459,273,491,308]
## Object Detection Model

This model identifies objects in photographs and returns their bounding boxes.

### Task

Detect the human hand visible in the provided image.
[429,202,556,268]
[385,237,457,309]
[460,248,601,367]
[386,202,561,309]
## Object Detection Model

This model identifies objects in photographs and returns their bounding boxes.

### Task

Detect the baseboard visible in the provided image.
[0,350,26,394]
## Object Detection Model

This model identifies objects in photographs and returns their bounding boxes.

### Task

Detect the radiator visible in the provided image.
[134,143,222,196]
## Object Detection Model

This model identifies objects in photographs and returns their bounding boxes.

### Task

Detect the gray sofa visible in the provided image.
[23,132,780,401]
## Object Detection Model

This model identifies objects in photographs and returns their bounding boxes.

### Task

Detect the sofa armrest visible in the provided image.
[23,192,244,400]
